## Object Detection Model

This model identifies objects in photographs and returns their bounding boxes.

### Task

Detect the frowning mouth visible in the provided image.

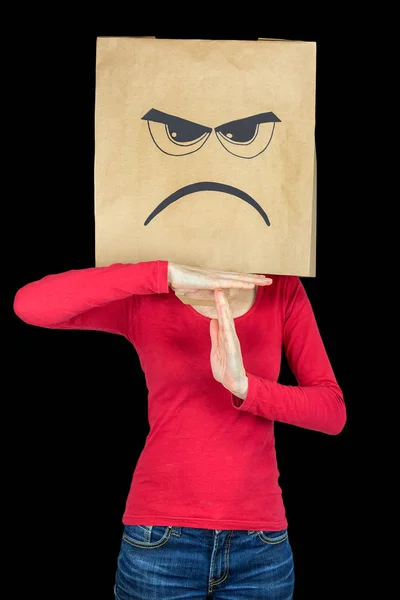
[143,182,270,227]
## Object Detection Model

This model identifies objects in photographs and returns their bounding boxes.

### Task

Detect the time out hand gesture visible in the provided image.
[168,262,273,397]
[209,289,250,398]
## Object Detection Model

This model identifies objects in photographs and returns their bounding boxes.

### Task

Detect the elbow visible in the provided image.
[13,285,40,326]
[328,412,347,436]
[327,394,347,436]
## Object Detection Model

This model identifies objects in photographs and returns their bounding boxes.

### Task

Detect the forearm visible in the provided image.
[14,260,169,327]
[232,373,346,435]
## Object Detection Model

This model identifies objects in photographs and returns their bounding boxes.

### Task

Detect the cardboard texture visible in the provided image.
[95,37,317,277]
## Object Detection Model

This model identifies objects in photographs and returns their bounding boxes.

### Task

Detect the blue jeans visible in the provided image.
[114,525,294,599]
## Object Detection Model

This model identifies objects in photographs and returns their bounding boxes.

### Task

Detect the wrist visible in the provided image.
[167,262,175,285]
[232,376,249,400]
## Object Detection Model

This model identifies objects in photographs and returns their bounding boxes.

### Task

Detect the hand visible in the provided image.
[209,288,249,398]
[168,262,272,302]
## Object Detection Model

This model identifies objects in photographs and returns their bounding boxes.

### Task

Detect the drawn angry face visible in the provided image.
[142,108,281,227]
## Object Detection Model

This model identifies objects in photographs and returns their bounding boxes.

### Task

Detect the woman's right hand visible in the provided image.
[167,262,272,294]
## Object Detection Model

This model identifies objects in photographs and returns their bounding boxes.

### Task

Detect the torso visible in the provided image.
[189,287,258,320]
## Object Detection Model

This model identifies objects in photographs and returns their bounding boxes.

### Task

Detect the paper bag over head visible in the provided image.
[95,37,317,276]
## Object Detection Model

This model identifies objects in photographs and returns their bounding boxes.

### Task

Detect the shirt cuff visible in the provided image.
[157,260,170,294]
[231,372,259,412]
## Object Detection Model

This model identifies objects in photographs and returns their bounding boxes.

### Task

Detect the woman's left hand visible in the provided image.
[209,289,248,399]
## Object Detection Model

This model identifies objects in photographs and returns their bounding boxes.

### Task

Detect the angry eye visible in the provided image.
[142,108,212,156]
[215,111,281,159]
[217,121,259,144]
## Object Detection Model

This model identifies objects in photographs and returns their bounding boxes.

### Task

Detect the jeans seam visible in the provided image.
[122,526,172,549]
[210,530,233,586]
[257,531,288,545]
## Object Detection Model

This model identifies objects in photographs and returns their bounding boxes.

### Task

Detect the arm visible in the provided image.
[13,261,170,337]
[232,277,346,435]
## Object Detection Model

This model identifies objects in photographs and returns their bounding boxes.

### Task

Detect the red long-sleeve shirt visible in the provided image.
[13,260,346,531]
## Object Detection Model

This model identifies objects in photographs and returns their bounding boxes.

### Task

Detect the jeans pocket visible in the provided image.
[122,524,172,549]
[256,529,289,545]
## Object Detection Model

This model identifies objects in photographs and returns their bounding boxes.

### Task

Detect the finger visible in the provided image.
[215,290,233,338]
[215,288,231,318]
[188,265,268,279]
[184,265,271,283]
[217,290,238,334]
[175,289,216,300]
[213,272,272,286]
[215,273,271,284]
[212,279,257,289]
[218,271,271,284]
[209,317,219,349]
[217,306,236,354]
[197,278,260,290]
[175,276,270,291]
[174,288,201,294]
[183,265,254,276]
[175,289,241,304]
[179,280,256,291]
[214,289,224,326]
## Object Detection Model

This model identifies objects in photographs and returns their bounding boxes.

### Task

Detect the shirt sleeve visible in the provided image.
[13,260,170,339]
[232,276,346,435]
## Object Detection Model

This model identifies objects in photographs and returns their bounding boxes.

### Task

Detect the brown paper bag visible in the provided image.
[95,37,316,277]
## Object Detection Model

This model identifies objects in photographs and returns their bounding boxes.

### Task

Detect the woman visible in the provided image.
[13,260,346,599]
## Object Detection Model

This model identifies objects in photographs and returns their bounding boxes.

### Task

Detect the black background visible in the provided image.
[8,21,369,600]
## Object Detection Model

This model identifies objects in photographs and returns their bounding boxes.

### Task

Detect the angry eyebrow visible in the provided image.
[141,109,212,133]
[215,111,281,132]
